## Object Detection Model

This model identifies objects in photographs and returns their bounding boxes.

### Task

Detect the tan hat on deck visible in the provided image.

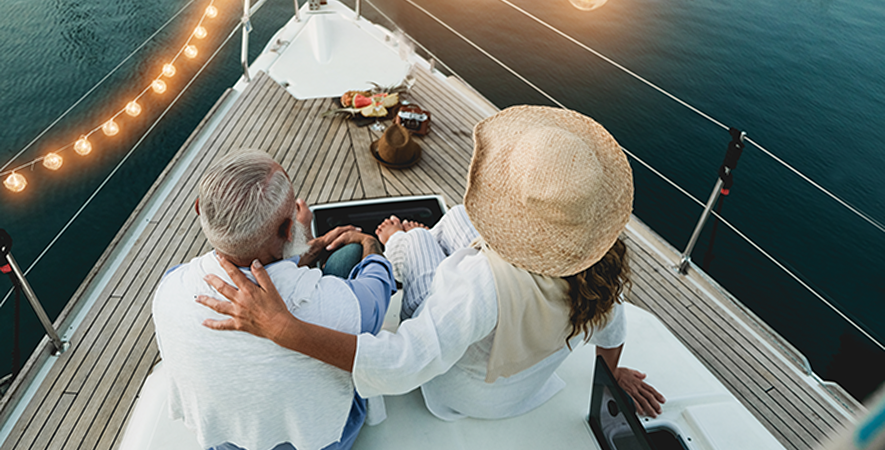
[464,105,633,277]
[370,123,421,169]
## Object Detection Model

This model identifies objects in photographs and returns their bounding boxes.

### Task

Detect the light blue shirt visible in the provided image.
[339,254,395,335]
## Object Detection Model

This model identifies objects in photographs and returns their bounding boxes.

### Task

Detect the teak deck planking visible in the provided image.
[0,66,854,450]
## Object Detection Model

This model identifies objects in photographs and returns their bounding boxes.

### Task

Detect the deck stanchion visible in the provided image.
[241,0,252,82]
[355,0,361,20]
[12,279,21,375]
[0,230,68,356]
[677,128,745,274]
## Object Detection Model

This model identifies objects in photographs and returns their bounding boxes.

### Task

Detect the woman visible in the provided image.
[197,105,665,420]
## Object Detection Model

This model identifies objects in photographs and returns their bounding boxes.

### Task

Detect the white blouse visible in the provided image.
[353,247,626,420]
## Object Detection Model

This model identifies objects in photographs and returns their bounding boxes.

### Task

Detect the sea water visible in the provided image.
[0,0,293,388]
[0,0,883,400]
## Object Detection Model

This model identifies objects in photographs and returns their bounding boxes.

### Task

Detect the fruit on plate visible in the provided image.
[359,93,400,117]
[379,93,399,108]
[327,91,400,118]
[352,94,372,109]
[341,90,370,108]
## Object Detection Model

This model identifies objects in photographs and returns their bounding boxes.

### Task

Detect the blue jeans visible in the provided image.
[322,243,363,278]
[211,395,367,450]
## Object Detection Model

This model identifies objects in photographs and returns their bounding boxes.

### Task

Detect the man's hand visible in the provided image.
[326,230,383,259]
[197,257,296,343]
[301,227,383,267]
[298,225,361,267]
[614,367,666,417]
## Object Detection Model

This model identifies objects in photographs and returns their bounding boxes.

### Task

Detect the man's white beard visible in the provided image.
[282,218,311,260]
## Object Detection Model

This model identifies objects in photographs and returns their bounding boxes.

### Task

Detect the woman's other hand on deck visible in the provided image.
[614,367,666,417]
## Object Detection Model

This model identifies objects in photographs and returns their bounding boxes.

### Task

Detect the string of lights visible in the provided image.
[1,0,222,193]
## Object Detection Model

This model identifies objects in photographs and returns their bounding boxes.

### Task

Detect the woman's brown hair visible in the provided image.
[563,238,631,347]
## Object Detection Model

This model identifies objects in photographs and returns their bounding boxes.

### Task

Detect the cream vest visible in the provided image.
[479,241,574,383]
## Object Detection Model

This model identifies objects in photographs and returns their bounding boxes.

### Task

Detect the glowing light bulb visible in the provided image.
[126,100,142,117]
[162,63,176,78]
[74,136,92,155]
[102,119,120,136]
[152,79,167,94]
[194,26,207,39]
[569,0,608,10]
[184,45,198,59]
[205,5,218,18]
[4,173,26,192]
[43,152,63,170]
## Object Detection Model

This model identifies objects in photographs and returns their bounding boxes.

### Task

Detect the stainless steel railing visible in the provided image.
[0,230,68,358]
[239,0,289,83]
[677,129,746,274]
[241,0,252,82]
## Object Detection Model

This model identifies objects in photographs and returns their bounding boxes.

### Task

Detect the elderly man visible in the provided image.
[197,106,665,422]
[151,150,394,450]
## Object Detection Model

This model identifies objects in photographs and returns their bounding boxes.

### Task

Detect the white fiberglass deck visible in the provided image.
[267,2,411,99]
[120,303,785,450]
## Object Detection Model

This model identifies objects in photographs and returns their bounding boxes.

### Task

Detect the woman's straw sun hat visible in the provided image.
[464,105,633,277]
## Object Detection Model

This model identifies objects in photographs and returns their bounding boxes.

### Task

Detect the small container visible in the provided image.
[395,105,431,136]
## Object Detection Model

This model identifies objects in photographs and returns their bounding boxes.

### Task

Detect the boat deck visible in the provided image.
[0,65,858,450]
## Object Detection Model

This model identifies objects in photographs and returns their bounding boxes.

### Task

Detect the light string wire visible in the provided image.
[0,2,240,310]
[0,0,199,173]
[493,0,885,237]
[0,1,219,182]
[390,0,884,349]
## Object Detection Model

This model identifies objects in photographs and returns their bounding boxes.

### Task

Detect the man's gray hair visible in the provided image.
[199,150,295,260]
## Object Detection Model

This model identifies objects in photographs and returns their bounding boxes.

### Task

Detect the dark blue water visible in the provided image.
[0,0,293,386]
[1,0,884,401]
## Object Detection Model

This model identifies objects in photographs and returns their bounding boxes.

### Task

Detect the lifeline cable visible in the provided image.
[398,0,885,238]
[362,0,477,93]
[745,136,885,235]
[389,0,885,352]
[623,139,885,352]
[494,0,885,237]
[397,0,567,109]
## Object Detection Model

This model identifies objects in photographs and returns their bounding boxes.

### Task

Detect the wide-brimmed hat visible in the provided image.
[464,105,633,277]
[370,123,421,168]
